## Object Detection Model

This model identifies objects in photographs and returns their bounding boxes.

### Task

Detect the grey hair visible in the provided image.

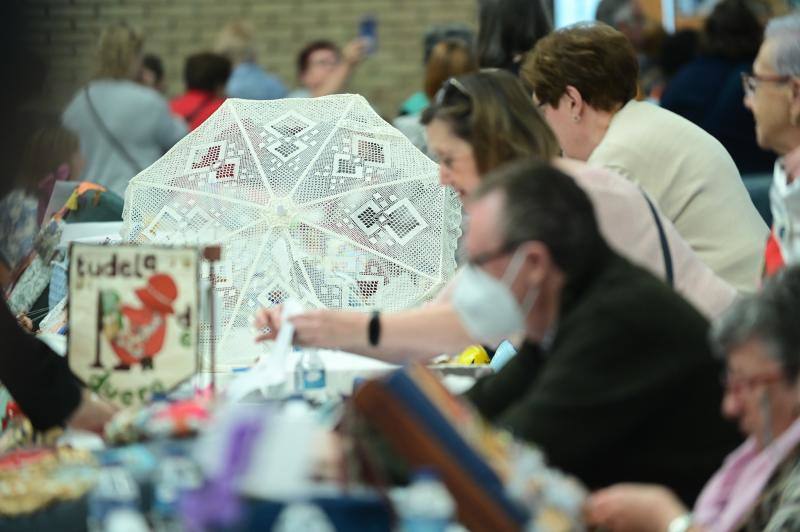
[711,266,800,382]
[765,13,800,76]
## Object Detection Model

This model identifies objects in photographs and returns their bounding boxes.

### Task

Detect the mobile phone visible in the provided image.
[359,15,378,55]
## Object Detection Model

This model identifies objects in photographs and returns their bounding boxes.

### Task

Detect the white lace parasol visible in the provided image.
[121,95,461,360]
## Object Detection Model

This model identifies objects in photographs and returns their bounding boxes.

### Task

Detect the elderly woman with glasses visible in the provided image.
[522,22,767,294]
[587,265,800,532]
[254,69,735,360]
[742,13,800,275]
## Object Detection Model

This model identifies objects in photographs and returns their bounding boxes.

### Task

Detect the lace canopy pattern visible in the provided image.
[121,95,461,357]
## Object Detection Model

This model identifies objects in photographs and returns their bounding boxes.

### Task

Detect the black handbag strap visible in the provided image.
[642,191,674,287]
[83,86,143,174]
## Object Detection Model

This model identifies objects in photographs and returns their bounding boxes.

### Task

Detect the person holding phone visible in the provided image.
[287,35,369,99]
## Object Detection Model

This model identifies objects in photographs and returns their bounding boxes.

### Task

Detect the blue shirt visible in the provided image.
[226,62,288,101]
[62,80,188,197]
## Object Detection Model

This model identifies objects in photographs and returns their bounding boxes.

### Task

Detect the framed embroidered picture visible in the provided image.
[68,243,199,406]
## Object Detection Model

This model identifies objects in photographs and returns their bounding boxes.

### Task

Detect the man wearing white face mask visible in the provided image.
[742,13,800,275]
[462,159,740,506]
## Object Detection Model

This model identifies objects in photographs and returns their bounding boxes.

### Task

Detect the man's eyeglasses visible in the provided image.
[720,370,785,395]
[741,72,792,96]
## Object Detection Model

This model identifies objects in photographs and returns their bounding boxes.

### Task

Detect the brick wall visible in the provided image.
[23,0,477,119]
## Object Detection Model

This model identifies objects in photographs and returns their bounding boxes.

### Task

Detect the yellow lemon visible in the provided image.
[456,345,490,365]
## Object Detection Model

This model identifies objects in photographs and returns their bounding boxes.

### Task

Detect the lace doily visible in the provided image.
[121,95,461,358]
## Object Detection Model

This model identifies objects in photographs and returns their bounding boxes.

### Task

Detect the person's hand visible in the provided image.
[16,313,34,332]
[585,483,687,532]
[342,38,368,66]
[254,304,284,342]
[67,389,118,434]
[254,306,369,351]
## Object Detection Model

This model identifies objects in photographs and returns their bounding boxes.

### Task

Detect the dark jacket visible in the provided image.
[465,246,741,505]
[1,300,81,430]
[660,56,775,175]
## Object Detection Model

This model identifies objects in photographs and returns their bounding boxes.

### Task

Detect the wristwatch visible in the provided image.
[368,311,381,346]
[667,513,693,532]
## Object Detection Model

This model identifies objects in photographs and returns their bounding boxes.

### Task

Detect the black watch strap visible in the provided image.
[368,311,381,346]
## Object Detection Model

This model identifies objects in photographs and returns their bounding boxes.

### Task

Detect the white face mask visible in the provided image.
[452,246,538,346]
[771,165,800,264]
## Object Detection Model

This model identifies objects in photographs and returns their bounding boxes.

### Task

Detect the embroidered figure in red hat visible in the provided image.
[100,273,179,371]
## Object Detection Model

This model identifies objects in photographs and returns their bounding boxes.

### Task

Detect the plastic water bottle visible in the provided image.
[273,501,336,531]
[294,348,326,401]
[86,466,141,532]
[399,469,455,532]
[104,508,149,532]
[490,340,518,372]
[151,453,203,532]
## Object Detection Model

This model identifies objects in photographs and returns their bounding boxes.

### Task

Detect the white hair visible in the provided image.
[765,13,800,77]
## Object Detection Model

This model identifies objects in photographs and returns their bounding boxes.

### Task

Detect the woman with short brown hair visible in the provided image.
[522,22,768,294]
[524,23,638,114]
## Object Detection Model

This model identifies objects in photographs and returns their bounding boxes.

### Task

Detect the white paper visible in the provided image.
[60,222,124,246]
[264,298,303,373]
[39,296,67,333]
[224,299,304,402]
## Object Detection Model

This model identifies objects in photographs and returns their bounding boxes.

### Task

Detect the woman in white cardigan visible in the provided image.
[522,22,768,294]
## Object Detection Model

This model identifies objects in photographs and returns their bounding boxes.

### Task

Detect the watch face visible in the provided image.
[369,311,380,346]
[667,514,693,532]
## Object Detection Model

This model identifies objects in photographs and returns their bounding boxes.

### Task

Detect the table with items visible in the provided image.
[0,346,587,532]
